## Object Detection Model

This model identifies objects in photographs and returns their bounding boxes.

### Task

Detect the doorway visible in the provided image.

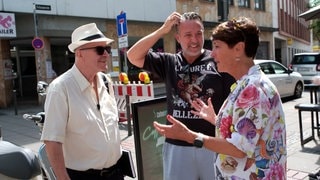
[11,48,38,103]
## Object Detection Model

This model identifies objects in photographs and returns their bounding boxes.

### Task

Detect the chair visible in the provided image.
[294,103,320,146]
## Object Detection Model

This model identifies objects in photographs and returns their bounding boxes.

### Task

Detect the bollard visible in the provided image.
[13,89,18,115]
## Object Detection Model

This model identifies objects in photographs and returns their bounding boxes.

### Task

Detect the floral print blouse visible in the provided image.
[214,65,287,180]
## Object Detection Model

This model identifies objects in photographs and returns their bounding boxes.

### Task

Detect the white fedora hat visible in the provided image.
[68,23,114,53]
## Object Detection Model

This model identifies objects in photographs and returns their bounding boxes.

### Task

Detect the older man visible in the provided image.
[41,23,124,180]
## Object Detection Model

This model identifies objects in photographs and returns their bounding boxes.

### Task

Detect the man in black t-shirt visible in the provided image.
[127,12,235,180]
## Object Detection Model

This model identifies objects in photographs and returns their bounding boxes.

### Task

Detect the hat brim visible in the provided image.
[68,37,114,53]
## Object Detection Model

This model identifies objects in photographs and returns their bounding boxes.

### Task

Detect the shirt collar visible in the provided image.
[247,64,261,76]
[239,64,261,80]
[230,64,261,92]
[70,65,91,92]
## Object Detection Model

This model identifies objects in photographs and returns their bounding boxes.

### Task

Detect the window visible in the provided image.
[238,0,250,8]
[293,54,319,64]
[203,0,214,2]
[260,63,274,74]
[271,63,286,74]
[254,0,265,10]
[229,0,234,6]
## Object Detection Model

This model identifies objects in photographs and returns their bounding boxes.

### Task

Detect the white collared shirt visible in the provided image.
[41,65,121,170]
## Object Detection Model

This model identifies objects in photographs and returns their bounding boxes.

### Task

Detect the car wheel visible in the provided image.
[294,82,303,98]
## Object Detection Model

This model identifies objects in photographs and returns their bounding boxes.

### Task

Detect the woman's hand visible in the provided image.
[153,115,195,144]
[191,98,216,125]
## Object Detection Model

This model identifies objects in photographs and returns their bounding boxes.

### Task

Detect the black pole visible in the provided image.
[125,94,132,136]
[13,89,17,115]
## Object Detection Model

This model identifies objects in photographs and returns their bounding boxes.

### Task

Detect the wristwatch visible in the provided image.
[193,133,204,148]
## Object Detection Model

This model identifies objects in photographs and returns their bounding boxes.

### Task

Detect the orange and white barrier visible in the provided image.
[113,81,154,122]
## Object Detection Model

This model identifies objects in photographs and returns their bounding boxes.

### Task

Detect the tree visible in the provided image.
[310,0,320,7]
[309,0,320,43]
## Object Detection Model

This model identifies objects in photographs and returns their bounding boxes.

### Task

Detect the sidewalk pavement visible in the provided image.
[0,91,319,180]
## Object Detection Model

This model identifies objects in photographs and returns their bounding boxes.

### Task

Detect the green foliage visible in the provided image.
[310,0,320,7]
[309,1,320,42]
[310,20,320,41]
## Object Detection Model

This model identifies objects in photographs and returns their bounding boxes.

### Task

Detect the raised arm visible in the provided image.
[127,12,181,68]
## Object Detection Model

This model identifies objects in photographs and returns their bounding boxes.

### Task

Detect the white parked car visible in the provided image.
[289,52,320,84]
[254,59,304,98]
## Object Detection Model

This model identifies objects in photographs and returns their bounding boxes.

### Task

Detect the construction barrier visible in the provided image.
[113,81,154,122]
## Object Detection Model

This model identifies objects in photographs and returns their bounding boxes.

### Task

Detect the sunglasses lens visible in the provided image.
[105,46,111,54]
[95,46,111,55]
[95,47,105,55]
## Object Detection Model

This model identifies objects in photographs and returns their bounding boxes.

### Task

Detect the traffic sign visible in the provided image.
[32,37,44,50]
[118,35,128,48]
[117,12,127,37]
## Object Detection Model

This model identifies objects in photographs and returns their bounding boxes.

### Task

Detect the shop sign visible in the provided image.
[0,12,16,38]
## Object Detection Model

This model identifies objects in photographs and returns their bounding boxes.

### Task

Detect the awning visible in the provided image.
[299,5,320,21]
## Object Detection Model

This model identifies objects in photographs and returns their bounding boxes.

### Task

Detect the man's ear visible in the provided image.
[75,49,82,57]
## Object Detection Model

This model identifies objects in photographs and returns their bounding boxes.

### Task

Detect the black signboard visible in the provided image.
[132,97,167,180]
[35,4,51,11]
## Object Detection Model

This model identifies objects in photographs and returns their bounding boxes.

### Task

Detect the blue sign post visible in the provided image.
[116,12,129,72]
[117,12,128,37]
[116,11,130,133]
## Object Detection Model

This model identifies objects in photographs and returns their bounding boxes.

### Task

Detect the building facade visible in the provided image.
[0,0,312,108]
[276,0,311,66]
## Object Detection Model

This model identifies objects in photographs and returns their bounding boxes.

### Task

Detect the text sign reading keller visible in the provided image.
[0,12,16,38]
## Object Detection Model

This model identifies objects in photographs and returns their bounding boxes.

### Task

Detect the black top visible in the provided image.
[143,49,235,146]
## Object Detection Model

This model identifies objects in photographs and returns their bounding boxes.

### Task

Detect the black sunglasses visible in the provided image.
[80,46,112,55]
